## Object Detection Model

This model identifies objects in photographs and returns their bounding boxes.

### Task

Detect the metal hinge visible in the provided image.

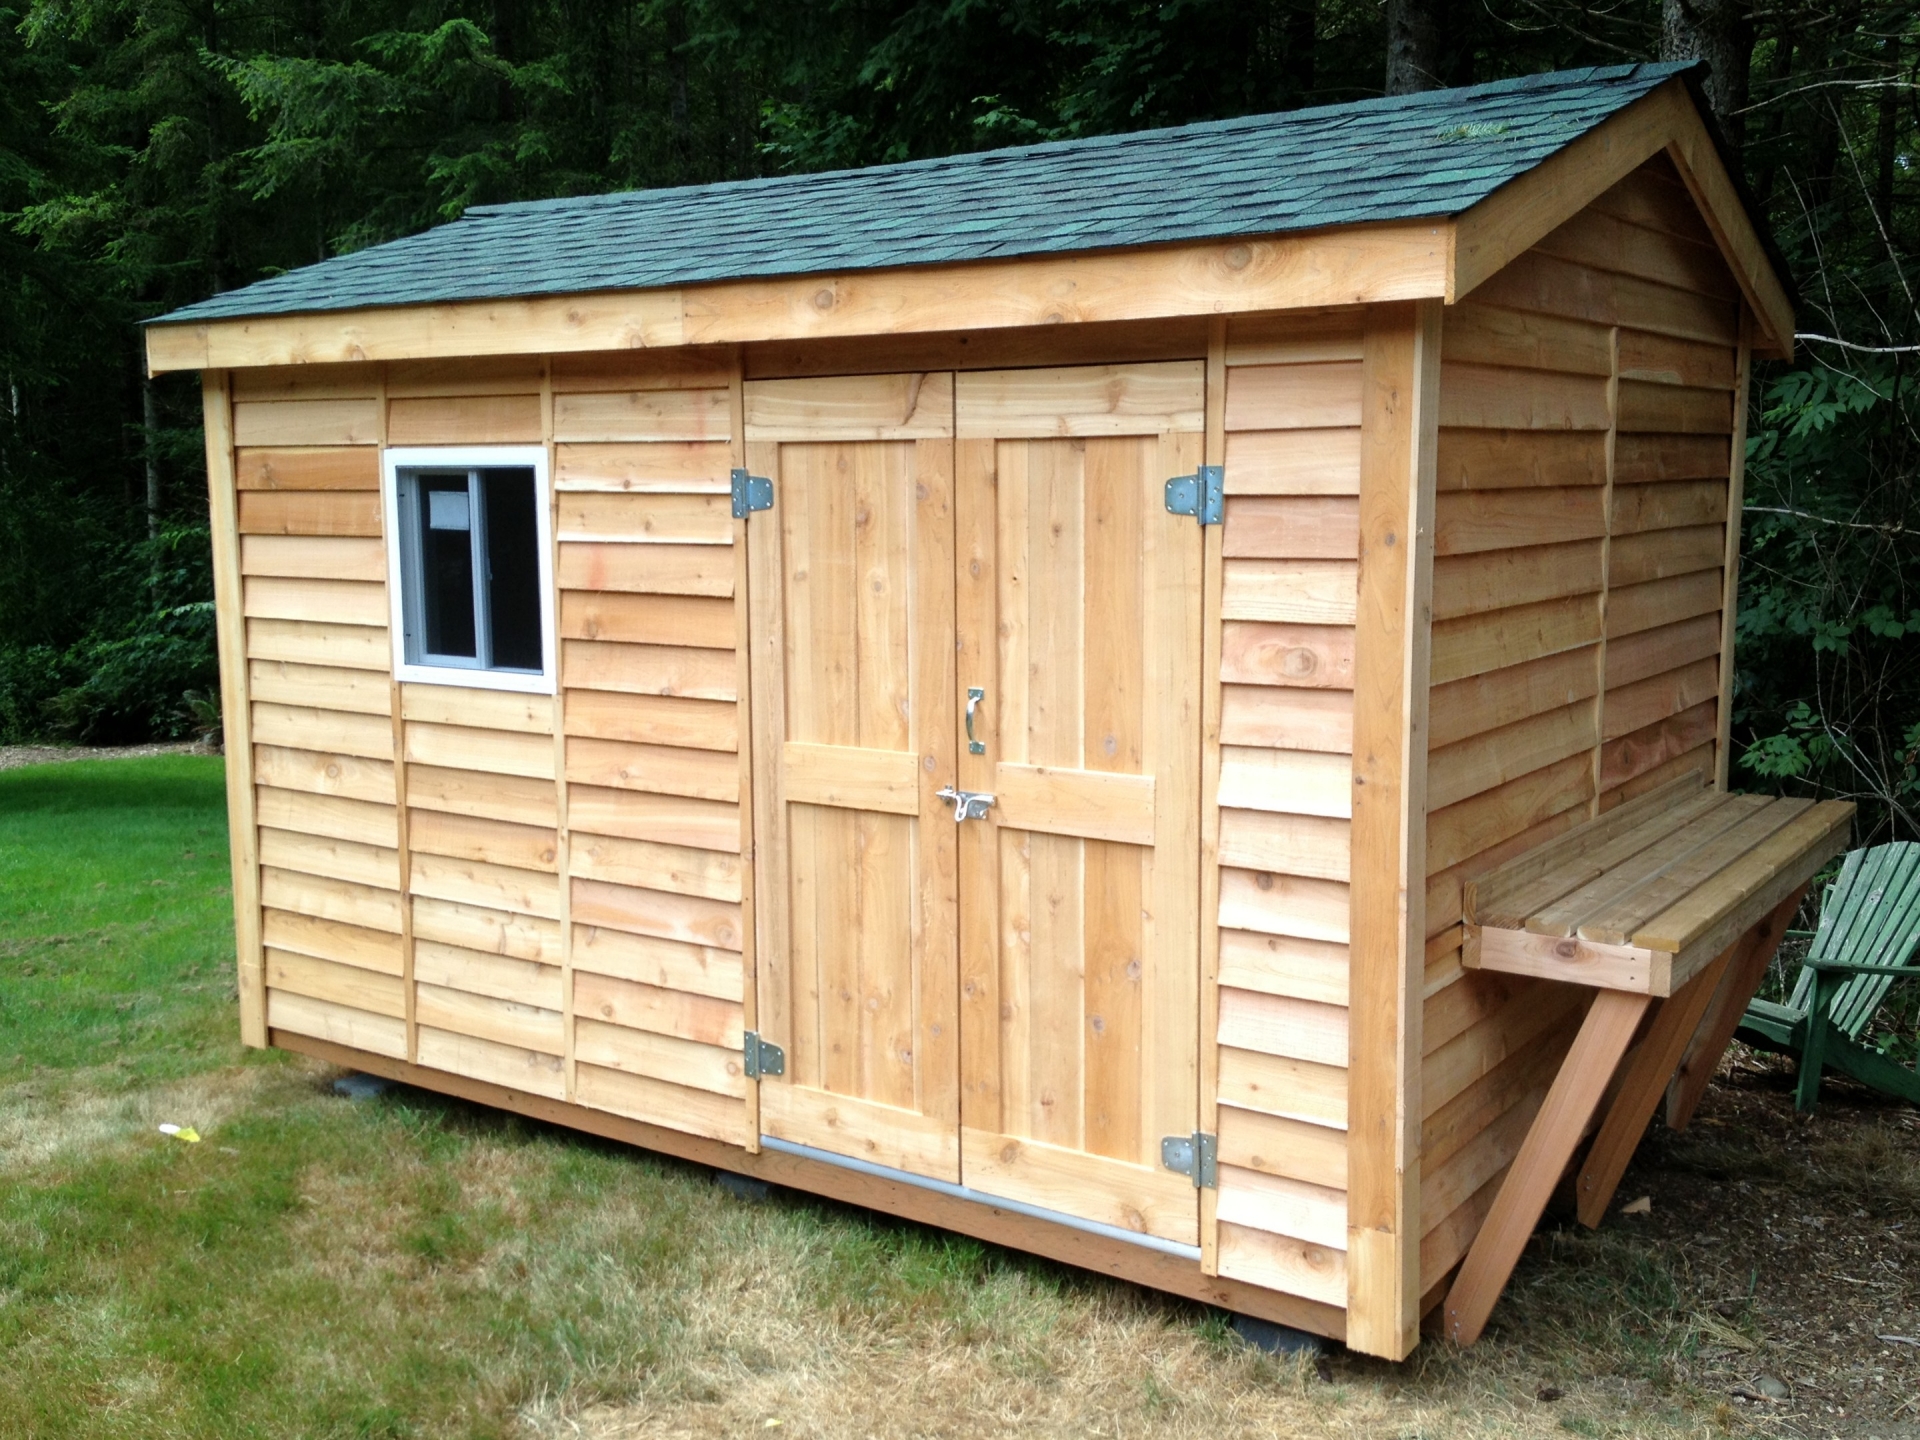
[1160,1131,1218,1188]
[743,1031,785,1078]
[1163,465,1223,526]
[731,468,774,519]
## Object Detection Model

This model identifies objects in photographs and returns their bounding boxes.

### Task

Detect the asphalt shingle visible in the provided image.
[157,63,1691,325]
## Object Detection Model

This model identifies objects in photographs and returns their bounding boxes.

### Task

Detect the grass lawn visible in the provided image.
[3,756,1915,1438]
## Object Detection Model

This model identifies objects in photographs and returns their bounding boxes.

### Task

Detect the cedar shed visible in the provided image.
[147,63,1850,1359]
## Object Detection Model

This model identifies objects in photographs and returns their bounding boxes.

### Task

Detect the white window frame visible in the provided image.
[382,445,556,695]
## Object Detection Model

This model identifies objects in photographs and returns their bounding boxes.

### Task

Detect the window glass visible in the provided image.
[419,474,478,660]
[482,468,542,671]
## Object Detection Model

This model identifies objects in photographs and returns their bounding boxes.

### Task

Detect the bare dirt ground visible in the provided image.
[0,740,206,771]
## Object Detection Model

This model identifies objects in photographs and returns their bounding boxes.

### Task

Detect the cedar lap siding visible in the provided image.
[149,63,1793,1360]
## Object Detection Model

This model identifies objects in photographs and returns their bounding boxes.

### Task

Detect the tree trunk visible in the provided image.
[142,371,161,563]
[1385,0,1440,95]
[1660,0,1754,149]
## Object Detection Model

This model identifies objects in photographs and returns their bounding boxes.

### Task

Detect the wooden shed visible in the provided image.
[146,62,1852,1359]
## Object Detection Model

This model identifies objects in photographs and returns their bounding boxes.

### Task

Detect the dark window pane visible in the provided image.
[419,475,477,659]
[482,468,542,671]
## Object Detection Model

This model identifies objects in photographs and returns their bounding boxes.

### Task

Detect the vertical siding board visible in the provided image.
[1199,317,1228,1275]
[1345,301,1437,1358]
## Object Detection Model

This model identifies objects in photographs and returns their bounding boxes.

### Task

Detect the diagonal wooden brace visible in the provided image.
[1664,888,1804,1131]
[1573,944,1736,1228]
[1442,988,1652,1346]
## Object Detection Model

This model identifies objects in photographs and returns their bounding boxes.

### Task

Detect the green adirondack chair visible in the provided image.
[1736,841,1920,1113]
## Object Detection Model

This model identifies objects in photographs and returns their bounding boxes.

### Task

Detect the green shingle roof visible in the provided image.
[158,63,1693,326]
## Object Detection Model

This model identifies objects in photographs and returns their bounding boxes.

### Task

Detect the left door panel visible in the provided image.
[745,374,961,1180]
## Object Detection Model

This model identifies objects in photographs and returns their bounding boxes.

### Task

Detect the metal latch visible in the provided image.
[743,1031,785,1078]
[1163,465,1223,526]
[731,468,773,518]
[1160,1131,1218,1188]
[934,785,996,822]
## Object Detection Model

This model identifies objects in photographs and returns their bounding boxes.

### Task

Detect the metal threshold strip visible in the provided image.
[758,1135,1203,1261]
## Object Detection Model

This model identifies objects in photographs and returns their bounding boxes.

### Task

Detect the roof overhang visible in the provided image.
[145,77,1791,375]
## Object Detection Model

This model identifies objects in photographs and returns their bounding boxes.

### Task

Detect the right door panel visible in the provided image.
[954,363,1206,1245]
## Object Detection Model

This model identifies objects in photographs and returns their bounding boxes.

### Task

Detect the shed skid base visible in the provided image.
[271,1030,1347,1343]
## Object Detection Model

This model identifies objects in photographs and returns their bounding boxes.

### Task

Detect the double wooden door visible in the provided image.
[746,364,1204,1245]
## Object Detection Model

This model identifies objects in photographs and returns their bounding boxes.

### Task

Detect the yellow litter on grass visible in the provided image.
[158,1124,200,1143]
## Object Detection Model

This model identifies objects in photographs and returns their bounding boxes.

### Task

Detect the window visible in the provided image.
[383,446,554,692]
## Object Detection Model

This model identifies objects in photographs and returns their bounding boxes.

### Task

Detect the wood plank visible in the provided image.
[1219,621,1355,689]
[955,362,1203,436]
[416,983,564,1054]
[572,970,743,1048]
[1218,1049,1348,1129]
[1438,364,1611,431]
[1610,481,1729,539]
[1440,303,1612,376]
[550,349,737,392]
[1603,613,1722,691]
[412,895,563,964]
[1223,362,1363,430]
[1223,312,1364,366]
[404,721,554,780]
[260,865,402,933]
[253,743,396,805]
[1218,930,1350,1006]
[235,446,378,490]
[1217,1168,1349,1251]
[1715,327,1751,788]
[1218,1223,1347,1309]
[1218,810,1350,882]
[565,783,738,853]
[404,763,558,827]
[1217,987,1348,1067]
[780,741,922,816]
[255,786,398,848]
[1441,988,1651,1344]
[571,876,744,951]
[1432,540,1603,621]
[1427,751,1594,876]
[1617,330,1738,389]
[959,1129,1199,1245]
[573,1061,745,1144]
[1434,486,1606,556]
[1615,380,1733,435]
[1429,646,1598,750]
[1217,746,1351,819]
[562,639,736,700]
[413,939,563,1010]
[407,808,559,873]
[991,763,1157,846]
[1602,657,1720,741]
[745,372,956,440]
[261,907,403,974]
[232,398,380,446]
[1467,926,1661,993]
[246,618,389,671]
[564,689,737,752]
[1608,523,1724,588]
[232,364,378,401]
[251,702,394,761]
[558,591,735,649]
[1217,1105,1347,1190]
[556,491,734,545]
[416,1026,565,1099]
[242,576,386,627]
[1220,429,1362,496]
[1436,429,1607,491]
[554,440,733,493]
[1470,248,1739,347]
[556,542,733,597]
[1666,891,1799,1128]
[266,949,404,1017]
[383,354,544,397]
[1604,569,1724,637]
[1220,559,1358,624]
[399,685,555,734]
[572,923,743,1001]
[387,394,542,443]
[566,736,739,802]
[266,989,405,1057]
[571,830,742,903]
[573,1017,746,1097]
[1428,701,1597,812]
[411,851,562,919]
[1219,685,1353,752]
[240,534,385,581]
[1430,593,1602,685]
[551,388,731,443]
[1221,496,1359,559]
[1613,431,1731,483]
[1219,867,1351,945]
[248,660,391,716]
[1535,205,1740,302]
[237,490,381,537]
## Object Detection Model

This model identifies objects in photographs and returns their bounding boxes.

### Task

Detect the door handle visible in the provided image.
[965,687,986,755]
[935,785,996,822]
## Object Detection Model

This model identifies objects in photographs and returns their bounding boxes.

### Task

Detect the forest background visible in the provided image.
[1,0,1914,836]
